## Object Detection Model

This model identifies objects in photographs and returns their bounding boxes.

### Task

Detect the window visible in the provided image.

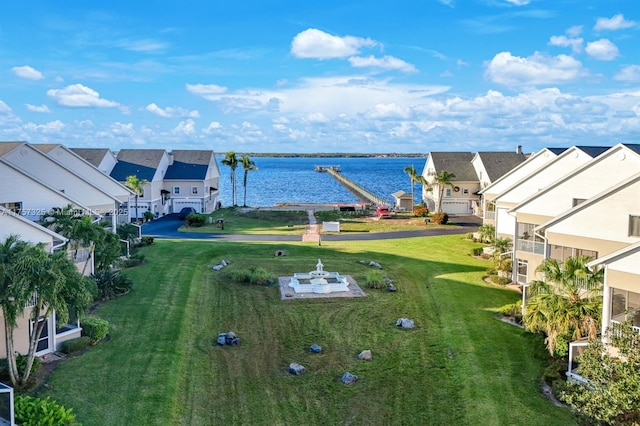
[549,245,597,263]
[572,198,587,207]
[191,186,198,195]
[1,202,22,214]
[516,259,528,285]
[445,188,451,197]
[462,188,469,195]
[611,288,640,324]
[629,215,640,237]
[173,187,180,195]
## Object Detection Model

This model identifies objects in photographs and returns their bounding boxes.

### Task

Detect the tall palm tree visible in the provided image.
[221,151,239,206]
[240,155,258,207]
[523,256,604,356]
[403,165,419,208]
[124,175,149,222]
[434,170,456,213]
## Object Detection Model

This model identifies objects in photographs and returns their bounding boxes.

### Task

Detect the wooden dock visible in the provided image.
[322,167,389,206]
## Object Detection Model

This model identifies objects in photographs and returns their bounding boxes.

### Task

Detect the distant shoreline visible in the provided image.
[217,153,426,158]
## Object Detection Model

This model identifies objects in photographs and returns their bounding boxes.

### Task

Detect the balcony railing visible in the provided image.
[516,239,544,255]
[610,320,640,336]
[484,210,495,220]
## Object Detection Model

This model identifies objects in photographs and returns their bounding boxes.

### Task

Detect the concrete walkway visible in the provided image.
[301,209,320,243]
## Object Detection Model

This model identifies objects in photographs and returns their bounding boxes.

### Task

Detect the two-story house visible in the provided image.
[163,150,221,213]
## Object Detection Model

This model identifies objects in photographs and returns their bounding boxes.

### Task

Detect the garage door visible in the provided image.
[172,199,202,213]
[442,201,471,214]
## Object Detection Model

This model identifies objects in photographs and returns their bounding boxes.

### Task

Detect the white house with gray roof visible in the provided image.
[164,150,221,213]
[70,148,118,175]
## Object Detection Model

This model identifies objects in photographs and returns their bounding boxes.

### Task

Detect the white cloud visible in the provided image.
[118,39,168,52]
[484,51,586,86]
[26,104,51,113]
[364,103,411,120]
[302,112,329,124]
[505,0,529,5]
[585,39,619,61]
[0,101,12,114]
[594,14,636,31]
[614,65,640,82]
[549,35,583,53]
[11,65,44,80]
[348,55,417,73]
[111,122,135,136]
[145,103,200,118]
[290,28,377,59]
[173,119,196,135]
[202,121,222,134]
[566,25,583,37]
[185,83,228,98]
[47,84,121,108]
[23,120,65,134]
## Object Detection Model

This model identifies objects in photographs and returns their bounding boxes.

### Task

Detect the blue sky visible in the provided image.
[1,1,639,154]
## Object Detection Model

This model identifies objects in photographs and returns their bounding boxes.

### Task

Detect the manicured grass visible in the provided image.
[179,208,309,235]
[316,210,450,233]
[39,236,577,425]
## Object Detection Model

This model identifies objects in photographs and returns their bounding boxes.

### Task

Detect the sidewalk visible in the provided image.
[301,209,320,242]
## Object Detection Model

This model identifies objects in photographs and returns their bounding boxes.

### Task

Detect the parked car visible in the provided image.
[376,205,392,219]
[178,207,197,220]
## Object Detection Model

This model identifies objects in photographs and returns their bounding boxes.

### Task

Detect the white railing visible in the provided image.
[485,210,495,220]
[516,239,545,255]
[610,320,640,336]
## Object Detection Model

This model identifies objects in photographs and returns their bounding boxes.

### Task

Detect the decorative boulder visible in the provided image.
[341,371,358,385]
[212,264,224,271]
[369,261,382,269]
[358,350,372,360]
[289,363,306,375]
[387,283,397,292]
[217,331,240,346]
[309,344,322,353]
[358,259,367,265]
[396,318,415,329]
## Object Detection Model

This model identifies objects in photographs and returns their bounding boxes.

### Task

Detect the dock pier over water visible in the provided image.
[316,165,389,206]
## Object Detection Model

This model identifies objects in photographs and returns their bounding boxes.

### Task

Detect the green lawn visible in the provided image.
[179,208,309,235]
[39,236,577,425]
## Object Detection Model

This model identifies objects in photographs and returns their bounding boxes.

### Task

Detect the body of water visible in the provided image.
[217,156,426,207]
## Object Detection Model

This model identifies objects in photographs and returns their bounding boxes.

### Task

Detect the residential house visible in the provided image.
[110,149,170,220]
[35,144,133,226]
[509,144,640,286]
[69,147,118,175]
[421,150,527,215]
[488,146,609,242]
[163,150,221,213]
[391,190,413,212]
[0,206,83,358]
[0,142,123,230]
[478,147,566,225]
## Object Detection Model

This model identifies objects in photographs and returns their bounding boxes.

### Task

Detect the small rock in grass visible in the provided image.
[309,344,322,353]
[396,318,414,329]
[289,363,306,375]
[358,350,372,360]
[341,372,358,384]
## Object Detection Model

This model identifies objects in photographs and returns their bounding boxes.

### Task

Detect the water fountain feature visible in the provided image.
[289,259,350,293]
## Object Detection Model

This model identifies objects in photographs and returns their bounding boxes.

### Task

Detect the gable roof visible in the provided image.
[428,152,476,181]
[116,149,166,169]
[69,148,112,168]
[475,152,527,181]
[0,205,68,244]
[31,143,60,153]
[164,150,215,180]
[574,145,611,157]
[535,171,640,232]
[588,240,640,268]
[0,141,26,156]
[391,190,412,199]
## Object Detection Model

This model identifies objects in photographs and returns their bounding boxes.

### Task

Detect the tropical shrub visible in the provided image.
[143,211,155,222]
[489,275,511,286]
[364,270,387,289]
[60,336,92,354]
[92,270,133,300]
[138,236,154,247]
[430,212,449,224]
[14,396,77,426]
[81,317,110,344]
[0,354,41,378]
[116,223,140,245]
[185,213,206,227]
[471,247,483,256]
[228,267,276,286]
[413,206,429,217]
[228,269,252,284]
[498,302,522,322]
[123,253,146,268]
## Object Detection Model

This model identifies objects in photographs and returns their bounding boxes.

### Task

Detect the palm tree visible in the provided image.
[124,175,149,222]
[240,155,258,207]
[434,171,456,213]
[403,165,419,208]
[523,256,604,356]
[221,151,239,206]
[0,236,91,386]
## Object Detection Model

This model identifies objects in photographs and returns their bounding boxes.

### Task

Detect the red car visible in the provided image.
[376,205,392,219]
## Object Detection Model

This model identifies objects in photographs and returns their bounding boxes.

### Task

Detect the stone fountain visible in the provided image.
[289,259,350,294]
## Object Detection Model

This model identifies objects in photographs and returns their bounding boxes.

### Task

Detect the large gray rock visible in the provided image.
[369,261,382,269]
[289,363,306,375]
[396,318,415,329]
[341,371,358,384]
[309,343,322,353]
[358,350,372,360]
[217,331,240,346]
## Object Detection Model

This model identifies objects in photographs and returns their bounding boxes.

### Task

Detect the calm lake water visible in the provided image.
[217,156,426,207]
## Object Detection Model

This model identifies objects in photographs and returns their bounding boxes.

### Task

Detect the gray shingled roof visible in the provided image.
[170,150,214,165]
[0,141,26,156]
[429,152,476,181]
[70,148,112,168]
[33,143,61,153]
[116,149,166,169]
[476,152,527,181]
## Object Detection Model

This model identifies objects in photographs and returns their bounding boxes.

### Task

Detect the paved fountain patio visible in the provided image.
[278,275,366,300]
